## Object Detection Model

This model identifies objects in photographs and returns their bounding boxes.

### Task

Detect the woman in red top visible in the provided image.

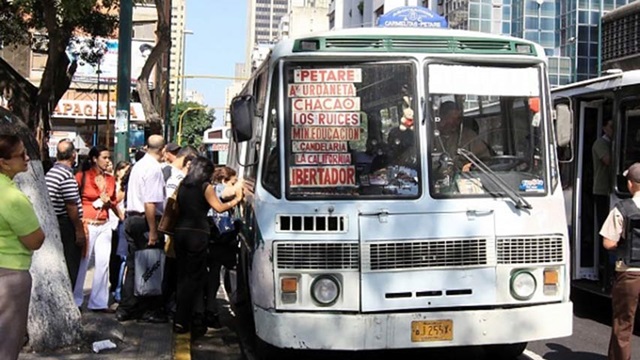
[74,146,122,312]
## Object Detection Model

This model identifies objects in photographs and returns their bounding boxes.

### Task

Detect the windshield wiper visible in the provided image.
[457,149,532,210]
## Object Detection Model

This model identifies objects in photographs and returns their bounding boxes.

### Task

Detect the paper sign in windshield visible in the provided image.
[292,112,360,126]
[292,141,348,153]
[288,83,357,97]
[291,127,361,141]
[289,68,362,189]
[294,69,362,83]
[294,153,352,165]
[292,97,361,112]
[290,166,357,187]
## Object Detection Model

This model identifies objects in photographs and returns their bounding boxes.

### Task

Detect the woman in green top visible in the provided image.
[0,134,45,360]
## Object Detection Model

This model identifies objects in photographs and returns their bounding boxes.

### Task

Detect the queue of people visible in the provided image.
[45,134,245,342]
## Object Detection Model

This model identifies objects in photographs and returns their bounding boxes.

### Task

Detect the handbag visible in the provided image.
[134,248,165,296]
[213,213,235,235]
[158,184,180,236]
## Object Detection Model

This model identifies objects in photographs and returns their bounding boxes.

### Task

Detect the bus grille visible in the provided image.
[325,38,384,49]
[497,236,564,264]
[277,215,347,233]
[389,38,450,50]
[365,238,488,271]
[456,40,512,51]
[275,242,359,270]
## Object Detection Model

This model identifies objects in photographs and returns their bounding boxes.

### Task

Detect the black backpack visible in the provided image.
[615,199,640,267]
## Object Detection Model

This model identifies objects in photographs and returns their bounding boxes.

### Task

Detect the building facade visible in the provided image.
[246,0,290,74]
[169,0,188,103]
[1,2,159,156]
[601,0,640,71]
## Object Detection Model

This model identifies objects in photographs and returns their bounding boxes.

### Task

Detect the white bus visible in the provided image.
[227,26,573,359]
[551,69,640,296]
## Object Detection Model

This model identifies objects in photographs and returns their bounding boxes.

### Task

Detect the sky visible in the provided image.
[185,0,247,123]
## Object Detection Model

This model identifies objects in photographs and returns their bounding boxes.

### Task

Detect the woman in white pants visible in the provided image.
[74,146,123,312]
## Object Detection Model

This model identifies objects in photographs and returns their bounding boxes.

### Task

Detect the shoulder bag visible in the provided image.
[158,184,180,236]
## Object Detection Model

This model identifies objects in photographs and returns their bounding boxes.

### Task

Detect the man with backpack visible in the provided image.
[601,162,640,360]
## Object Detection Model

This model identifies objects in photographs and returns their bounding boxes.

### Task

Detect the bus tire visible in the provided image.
[255,337,280,360]
[483,342,527,360]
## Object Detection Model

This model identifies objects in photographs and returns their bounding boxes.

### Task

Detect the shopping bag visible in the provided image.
[158,185,180,236]
[134,248,165,296]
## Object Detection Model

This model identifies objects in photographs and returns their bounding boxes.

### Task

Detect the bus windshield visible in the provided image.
[426,63,547,198]
[284,61,421,199]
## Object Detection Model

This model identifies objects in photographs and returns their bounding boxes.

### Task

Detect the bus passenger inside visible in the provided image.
[435,101,490,165]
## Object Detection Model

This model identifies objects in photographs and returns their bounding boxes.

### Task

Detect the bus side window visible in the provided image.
[245,70,270,181]
[261,68,281,198]
[618,101,640,194]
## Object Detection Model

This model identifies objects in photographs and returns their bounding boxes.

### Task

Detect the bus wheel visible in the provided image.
[483,342,527,360]
[254,337,281,360]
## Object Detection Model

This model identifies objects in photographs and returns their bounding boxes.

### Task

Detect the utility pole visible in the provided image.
[115,0,133,163]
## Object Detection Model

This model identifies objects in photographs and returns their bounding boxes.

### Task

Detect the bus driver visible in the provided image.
[435,101,490,166]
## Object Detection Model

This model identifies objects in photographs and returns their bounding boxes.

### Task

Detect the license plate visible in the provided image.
[411,320,453,342]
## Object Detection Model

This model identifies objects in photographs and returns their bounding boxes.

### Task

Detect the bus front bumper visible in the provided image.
[254,301,572,350]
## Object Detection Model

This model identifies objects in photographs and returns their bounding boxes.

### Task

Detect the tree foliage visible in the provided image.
[171,101,215,147]
[0,0,119,160]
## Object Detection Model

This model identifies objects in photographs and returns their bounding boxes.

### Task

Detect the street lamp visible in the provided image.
[177,106,206,145]
[180,29,194,102]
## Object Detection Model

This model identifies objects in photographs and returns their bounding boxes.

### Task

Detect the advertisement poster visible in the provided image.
[66,37,155,85]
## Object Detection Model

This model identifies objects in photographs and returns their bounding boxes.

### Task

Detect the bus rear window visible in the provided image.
[284,61,420,199]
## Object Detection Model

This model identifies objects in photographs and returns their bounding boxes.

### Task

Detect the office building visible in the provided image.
[169,0,188,103]
[246,0,289,73]
[601,1,640,71]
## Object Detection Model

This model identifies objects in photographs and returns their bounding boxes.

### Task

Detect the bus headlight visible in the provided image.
[510,270,536,300]
[311,275,340,306]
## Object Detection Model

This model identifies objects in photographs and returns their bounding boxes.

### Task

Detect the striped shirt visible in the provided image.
[45,163,83,218]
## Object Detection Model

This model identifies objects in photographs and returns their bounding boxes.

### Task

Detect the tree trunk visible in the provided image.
[0,110,82,351]
[136,0,170,135]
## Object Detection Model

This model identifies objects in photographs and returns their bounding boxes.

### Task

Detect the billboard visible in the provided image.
[66,37,155,86]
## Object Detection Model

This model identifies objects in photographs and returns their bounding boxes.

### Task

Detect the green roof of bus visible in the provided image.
[271,27,542,57]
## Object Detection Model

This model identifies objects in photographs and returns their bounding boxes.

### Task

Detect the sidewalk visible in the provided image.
[19,268,246,360]
[19,269,173,360]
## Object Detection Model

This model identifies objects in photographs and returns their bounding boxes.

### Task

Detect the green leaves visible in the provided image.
[171,101,216,147]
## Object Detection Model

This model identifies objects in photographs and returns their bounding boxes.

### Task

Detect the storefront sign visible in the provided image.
[52,100,145,122]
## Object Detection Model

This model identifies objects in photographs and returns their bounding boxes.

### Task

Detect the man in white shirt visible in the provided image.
[116,134,167,323]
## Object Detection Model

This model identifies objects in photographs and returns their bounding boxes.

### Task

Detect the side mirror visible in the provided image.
[555,103,573,147]
[230,95,255,143]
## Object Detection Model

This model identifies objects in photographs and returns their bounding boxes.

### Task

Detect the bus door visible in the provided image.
[573,100,604,281]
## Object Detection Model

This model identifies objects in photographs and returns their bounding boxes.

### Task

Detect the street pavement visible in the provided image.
[18,267,634,360]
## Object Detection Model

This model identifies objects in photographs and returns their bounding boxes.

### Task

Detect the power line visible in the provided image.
[173,74,249,81]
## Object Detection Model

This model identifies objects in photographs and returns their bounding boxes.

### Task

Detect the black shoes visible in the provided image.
[139,311,169,324]
[205,311,222,329]
[115,309,137,322]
